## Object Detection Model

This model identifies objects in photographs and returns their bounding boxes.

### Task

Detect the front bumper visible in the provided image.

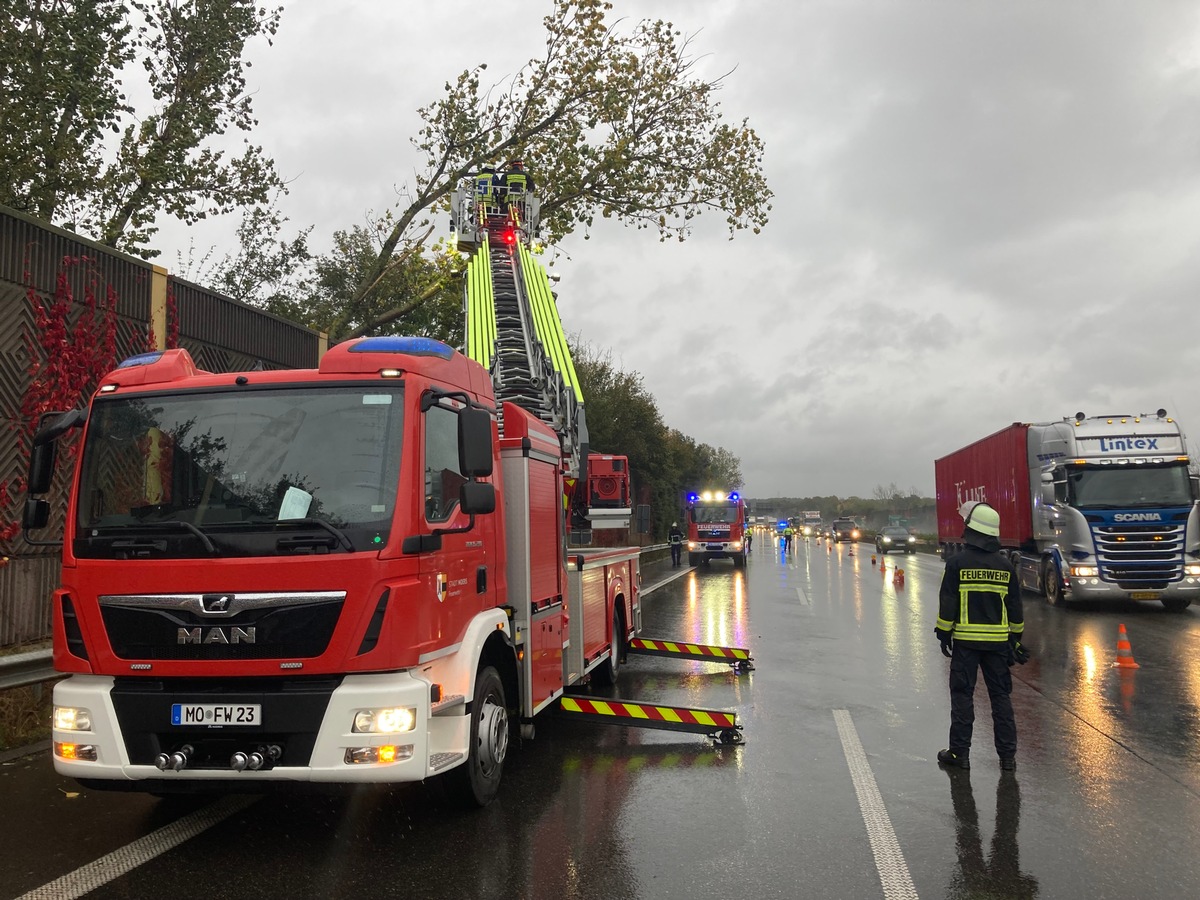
[51,672,468,786]
[1065,576,1200,601]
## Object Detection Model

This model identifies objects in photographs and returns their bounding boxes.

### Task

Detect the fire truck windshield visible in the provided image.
[1067,463,1192,509]
[74,386,405,557]
[690,505,740,524]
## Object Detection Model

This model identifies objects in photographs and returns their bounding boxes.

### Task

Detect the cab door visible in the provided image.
[418,401,490,649]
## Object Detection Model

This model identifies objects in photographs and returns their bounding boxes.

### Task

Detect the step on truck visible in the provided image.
[934,410,1200,611]
[23,175,740,807]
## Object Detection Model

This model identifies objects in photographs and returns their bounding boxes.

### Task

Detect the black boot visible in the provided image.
[937,749,970,770]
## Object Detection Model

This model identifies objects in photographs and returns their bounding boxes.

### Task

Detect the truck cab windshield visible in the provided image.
[690,506,739,524]
[1067,463,1192,509]
[74,385,404,557]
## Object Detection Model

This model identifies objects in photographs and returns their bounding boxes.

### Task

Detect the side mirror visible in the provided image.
[460,481,496,515]
[27,442,57,494]
[458,407,494,477]
[23,498,50,530]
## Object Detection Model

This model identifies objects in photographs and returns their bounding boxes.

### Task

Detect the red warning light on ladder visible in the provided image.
[504,229,517,244]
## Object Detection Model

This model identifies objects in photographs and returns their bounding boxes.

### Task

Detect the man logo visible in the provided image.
[178,626,256,645]
[201,594,233,614]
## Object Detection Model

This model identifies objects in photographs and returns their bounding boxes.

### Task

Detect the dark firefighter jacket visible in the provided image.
[936,529,1023,647]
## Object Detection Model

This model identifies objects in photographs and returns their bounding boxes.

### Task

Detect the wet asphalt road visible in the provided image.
[3,537,1200,899]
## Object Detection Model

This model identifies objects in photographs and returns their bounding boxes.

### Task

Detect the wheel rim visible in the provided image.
[610,618,620,677]
[476,694,509,775]
[1044,563,1061,604]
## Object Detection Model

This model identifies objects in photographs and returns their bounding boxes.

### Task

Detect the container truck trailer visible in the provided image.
[934,410,1200,611]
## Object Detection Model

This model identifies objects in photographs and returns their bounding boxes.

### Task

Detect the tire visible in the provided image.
[1162,598,1192,613]
[733,552,746,568]
[445,665,509,807]
[592,610,624,687]
[688,552,700,566]
[1042,559,1064,607]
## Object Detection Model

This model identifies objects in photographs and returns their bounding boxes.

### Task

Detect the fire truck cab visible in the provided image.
[685,490,747,567]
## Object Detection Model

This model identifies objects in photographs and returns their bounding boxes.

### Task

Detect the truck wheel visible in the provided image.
[446,665,508,807]
[1162,598,1192,613]
[1042,560,1064,607]
[734,552,746,568]
[592,611,624,686]
[688,552,700,566]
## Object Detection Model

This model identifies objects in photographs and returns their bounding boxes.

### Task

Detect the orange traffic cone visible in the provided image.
[893,568,905,587]
[1113,624,1139,669]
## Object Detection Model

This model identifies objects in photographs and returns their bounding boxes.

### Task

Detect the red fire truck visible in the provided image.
[685,490,748,567]
[23,177,740,807]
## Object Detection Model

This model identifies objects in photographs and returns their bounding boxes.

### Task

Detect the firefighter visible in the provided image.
[935,501,1028,772]
[669,521,684,567]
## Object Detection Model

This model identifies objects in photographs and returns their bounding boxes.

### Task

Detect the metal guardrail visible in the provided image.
[0,649,55,691]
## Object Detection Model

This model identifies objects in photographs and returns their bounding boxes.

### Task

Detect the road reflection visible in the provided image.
[945,770,1039,900]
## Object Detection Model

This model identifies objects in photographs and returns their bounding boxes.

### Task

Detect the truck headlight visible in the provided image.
[352,707,417,734]
[1069,565,1099,578]
[1185,563,1200,577]
[54,707,92,732]
[688,541,696,550]
[732,541,742,550]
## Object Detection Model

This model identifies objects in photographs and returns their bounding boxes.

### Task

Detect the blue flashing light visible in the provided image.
[349,336,455,359]
[117,351,165,368]
[687,493,699,503]
[729,492,740,501]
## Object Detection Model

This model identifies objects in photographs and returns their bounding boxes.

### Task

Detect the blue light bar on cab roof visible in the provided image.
[349,336,455,359]
[116,351,165,368]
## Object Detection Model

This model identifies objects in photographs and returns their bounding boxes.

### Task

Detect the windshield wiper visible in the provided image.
[279,518,355,551]
[226,517,355,552]
[94,520,218,554]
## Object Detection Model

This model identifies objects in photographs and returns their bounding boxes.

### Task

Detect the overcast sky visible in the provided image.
[153,1,1200,499]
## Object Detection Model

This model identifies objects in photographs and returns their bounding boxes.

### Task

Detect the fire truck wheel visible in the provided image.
[688,552,700,566]
[446,665,509,807]
[592,614,624,687]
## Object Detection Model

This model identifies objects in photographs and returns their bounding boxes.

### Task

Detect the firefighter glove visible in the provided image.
[935,627,953,658]
[1008,636,1030,666]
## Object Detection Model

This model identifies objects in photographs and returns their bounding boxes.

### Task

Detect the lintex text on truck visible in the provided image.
[934,410,1200,611]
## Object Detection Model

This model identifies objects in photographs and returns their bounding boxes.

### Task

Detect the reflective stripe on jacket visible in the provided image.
[937,544,1023,646]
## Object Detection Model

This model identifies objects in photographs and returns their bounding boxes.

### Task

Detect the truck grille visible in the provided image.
[1087,519,1185,590]
[99,592,345,660]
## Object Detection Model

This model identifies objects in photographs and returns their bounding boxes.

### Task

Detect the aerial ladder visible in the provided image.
[451,170,629,531]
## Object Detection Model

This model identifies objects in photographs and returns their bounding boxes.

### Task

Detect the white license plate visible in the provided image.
[171,703,261,726]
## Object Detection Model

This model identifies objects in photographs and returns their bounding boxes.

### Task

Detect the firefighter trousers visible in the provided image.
[948,644,1016,759]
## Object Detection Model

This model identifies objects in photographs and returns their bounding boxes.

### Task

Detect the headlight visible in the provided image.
[1069,565,1099,578]
[852,530,860,538]
[882,536,892,543]
[1185,563,1200,576]
[732,541,742,550]
[54,707,92,732]
[908,536,916,543]
[352,707,417,734]
[688,541,696,550]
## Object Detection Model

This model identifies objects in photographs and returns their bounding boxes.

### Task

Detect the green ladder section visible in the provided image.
[465,237,496,369]
[517,243,582,403]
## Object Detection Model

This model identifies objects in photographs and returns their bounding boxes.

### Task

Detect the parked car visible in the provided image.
[875,525,917,554]
[831,518,861,543]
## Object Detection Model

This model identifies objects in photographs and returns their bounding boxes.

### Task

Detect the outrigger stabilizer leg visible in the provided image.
[627,637,756,673]
[559,697,744,746]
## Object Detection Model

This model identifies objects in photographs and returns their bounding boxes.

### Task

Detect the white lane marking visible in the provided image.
[795,586,811,606]
[833,709,920,900]
[18,795,259,900]
[641,565,693,595]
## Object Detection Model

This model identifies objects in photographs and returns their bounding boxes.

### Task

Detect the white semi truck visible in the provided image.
[935,410,1200,611]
